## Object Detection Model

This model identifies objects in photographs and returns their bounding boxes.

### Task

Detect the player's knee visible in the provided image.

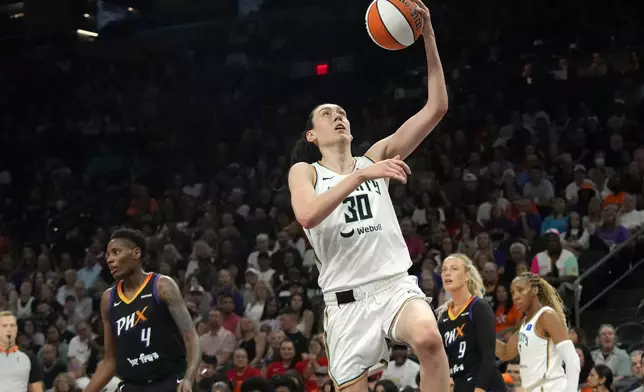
[409,322,442,356]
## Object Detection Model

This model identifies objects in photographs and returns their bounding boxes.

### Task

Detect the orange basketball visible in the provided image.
[365,0,424,51]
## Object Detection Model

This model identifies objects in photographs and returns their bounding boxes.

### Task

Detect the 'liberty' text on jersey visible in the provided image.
[305,157,412,292]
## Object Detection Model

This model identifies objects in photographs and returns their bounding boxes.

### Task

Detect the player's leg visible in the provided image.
[384,276,449,392]
[323,303,389,392]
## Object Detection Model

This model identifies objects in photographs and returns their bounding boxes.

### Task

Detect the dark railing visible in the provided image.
[573,227,644,327]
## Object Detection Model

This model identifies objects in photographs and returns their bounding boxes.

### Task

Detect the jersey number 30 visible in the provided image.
[343,195,373,223]
[141,327,151,347]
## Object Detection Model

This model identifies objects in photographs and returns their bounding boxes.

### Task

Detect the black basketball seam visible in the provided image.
[375,1,405,47]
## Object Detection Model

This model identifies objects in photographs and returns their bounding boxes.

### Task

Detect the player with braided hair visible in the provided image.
[495,272,580,392]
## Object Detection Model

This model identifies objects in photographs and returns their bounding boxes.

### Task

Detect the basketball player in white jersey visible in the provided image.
[495,273,580,392]
[287,1,448,391]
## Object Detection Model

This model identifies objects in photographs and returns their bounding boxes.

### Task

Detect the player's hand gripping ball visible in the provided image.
[366,0,429,50]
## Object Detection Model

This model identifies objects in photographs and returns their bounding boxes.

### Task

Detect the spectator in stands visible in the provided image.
[505,358,523,392]
[576,344,594,391]
[595,206,630,250]
[66,321,92,367]
[278,307,307,359]
[247,234,273,271]
[584,197,604,234]
[493,284,521,338]
[549,195,573,231]
[632,351,643,379]
[200,309,237,364]
[227,348,262,392]
[565,165,595,205]
[592,324,632,381]
[56,271,77,306]
[623,354,644,392]
[266,339,298,379]
[587,364,614,392]
[620,194,644,231]
[237,317,266,367]
[562,212,590,256]
[40,343,66,389]
[382,344,420,390]
[530,230,579,284]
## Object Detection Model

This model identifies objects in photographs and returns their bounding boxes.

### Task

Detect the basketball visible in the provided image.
[365,0,424,51]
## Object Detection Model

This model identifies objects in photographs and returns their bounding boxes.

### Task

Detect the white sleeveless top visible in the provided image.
[517,306,566,392]
[304,157,412,293]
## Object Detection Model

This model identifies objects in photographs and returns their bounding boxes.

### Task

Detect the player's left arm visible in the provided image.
[365,0,447,162]
[541,310,580,392]
[471,299,500,392]
[157,275,201,390]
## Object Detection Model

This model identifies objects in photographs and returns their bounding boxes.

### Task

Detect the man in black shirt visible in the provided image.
[83,228,201,392]
[40,344,66,390]
[278,307,308,360]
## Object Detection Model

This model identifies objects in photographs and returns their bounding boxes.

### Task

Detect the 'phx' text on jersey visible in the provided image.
[109,273,186,384]
[437,296,505,392]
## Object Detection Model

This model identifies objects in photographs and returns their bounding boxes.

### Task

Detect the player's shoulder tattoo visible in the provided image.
[156,275,193,332]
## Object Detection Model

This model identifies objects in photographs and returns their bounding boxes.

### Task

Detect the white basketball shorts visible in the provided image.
[322,273,427,388]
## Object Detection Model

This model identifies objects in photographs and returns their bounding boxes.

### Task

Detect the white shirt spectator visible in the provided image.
[621,210,644,231]
[56,286,76,306]
[15,297,34,320]
[77,263,102,290]
[565,178,596,202]
[258,269,276,285]
[67,336,92,366]
[477,198,511,225]
[244,302,265,324]
[382,359,420,389]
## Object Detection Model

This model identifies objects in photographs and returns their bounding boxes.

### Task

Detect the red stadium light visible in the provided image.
[316,63,329,76]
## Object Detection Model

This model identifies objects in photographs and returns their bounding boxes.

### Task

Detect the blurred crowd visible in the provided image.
[1,0,644,392]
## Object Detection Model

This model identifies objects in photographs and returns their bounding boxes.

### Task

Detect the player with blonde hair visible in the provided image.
[496,272,580,392]
[437,254,505,392]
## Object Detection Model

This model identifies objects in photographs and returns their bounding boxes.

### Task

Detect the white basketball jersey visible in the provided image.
[304,157,412,293]
[517,306,566,392]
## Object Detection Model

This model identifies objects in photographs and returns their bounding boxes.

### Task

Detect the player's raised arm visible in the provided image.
[156,275,201,392]
[365,0,447,162]
[495,330,520,361]
[540,310,580,392]
[83,290,117,392]
[289,158,410,229]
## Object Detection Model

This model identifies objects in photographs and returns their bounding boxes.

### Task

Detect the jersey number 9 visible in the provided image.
[458,341,466,359]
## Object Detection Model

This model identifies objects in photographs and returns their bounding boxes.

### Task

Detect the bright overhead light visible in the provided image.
[76,29,98,38]
[83,13,90,18]
[128,7,135,11]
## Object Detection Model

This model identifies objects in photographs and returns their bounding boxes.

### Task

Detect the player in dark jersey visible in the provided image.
[437,254,505,392]
[84,228,200,392]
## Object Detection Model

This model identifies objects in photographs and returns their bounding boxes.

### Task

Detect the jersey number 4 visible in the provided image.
[343,195,373,223]
[141,327,151,347]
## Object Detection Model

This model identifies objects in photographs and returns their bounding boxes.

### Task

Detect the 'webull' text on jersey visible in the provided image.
[305,157,412,293]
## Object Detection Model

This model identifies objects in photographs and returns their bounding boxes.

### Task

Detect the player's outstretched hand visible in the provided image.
[359,155,411,184]
[409,0,432,36]
[177,379,193,392]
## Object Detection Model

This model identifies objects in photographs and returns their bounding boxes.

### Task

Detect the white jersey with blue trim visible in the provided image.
[304,156,412,293]
[517,306,566,392]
